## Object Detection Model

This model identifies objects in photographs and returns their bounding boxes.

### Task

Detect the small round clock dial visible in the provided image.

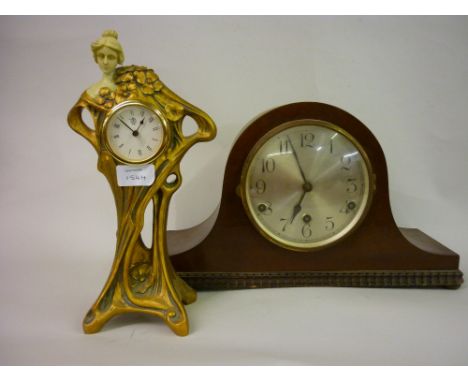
[104,102,167,164]
[241,120,373,251]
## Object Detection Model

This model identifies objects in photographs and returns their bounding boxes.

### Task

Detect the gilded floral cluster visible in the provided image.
[95,65,163,109]
[94,65,184,121]
[115,65,163,99]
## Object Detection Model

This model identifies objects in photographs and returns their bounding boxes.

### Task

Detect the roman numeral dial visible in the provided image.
[104,102,166,164]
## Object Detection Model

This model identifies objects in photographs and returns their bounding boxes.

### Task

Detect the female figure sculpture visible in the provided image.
[67,30,216,335]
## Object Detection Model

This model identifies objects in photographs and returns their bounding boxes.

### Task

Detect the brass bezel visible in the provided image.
[240,119,375,252]
[102,100,170,165]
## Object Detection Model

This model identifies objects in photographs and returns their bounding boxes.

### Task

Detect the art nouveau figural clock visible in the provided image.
[67,31,216,336]
[171,102,463,289]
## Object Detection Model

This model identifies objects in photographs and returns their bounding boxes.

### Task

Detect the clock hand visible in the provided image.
[287,135,308,185]
[285,135,313,224]
[289,190,306,224]
[135,118,145,133]
[289,182,313,224]
[118,117,135,133]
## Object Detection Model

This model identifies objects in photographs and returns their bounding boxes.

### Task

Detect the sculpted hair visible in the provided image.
[91,30,125,64]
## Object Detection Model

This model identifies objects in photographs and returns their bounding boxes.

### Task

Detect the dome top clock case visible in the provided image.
[171,102,463,289]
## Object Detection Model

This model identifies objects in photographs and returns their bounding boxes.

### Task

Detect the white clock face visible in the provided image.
[242,120,373,251]
[104,102,166,164]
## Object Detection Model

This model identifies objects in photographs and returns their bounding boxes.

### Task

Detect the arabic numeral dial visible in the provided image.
[243,122,372,251]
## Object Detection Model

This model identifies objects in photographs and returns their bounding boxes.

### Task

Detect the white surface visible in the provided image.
[116,164,155,187]
[0,16,467,365]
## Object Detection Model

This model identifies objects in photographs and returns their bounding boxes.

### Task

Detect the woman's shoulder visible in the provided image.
[86,81,117,99]
[70,88,106,113]
[86,83,101,99]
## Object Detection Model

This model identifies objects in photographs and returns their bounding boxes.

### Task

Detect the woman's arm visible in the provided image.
[67,97,99,152]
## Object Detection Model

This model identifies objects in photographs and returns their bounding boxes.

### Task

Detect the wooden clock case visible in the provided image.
[171,102,463,290]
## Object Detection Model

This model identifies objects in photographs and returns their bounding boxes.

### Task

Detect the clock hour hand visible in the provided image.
[289,178,314,224]
[136,118,145,133]
[118,117,135,133]
[289,190,306,224]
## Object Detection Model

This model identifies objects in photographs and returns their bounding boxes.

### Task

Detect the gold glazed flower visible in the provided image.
[113,65,164,101]
[129,262,153,294]
[118,72,134,83]
[146,70,158,83]
[153,81,163,91]
[141,85,154,95]
[115,82,138,104]
[115,65,145,83]
[95,87,116,109]
[134,70,146,85]
[130,262,152,283]
[165,102,184,121]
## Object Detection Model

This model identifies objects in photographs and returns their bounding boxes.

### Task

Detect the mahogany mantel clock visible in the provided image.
[171,102,463,290]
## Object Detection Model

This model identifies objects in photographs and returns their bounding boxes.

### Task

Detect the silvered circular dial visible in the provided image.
[104,102,166,164]
[241,120,373,251]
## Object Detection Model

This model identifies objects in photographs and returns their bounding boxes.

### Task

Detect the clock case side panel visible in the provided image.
[171,102,463,289]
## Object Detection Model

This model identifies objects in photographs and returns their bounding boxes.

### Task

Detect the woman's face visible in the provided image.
[96,46,118,75]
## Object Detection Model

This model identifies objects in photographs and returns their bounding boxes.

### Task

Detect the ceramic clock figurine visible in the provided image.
[67,30,216,336]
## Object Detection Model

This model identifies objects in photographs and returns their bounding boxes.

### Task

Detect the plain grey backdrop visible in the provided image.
[0,16,467,365]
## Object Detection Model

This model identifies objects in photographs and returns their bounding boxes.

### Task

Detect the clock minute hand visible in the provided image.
[118,117,135,133]
[286,135,308,184]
